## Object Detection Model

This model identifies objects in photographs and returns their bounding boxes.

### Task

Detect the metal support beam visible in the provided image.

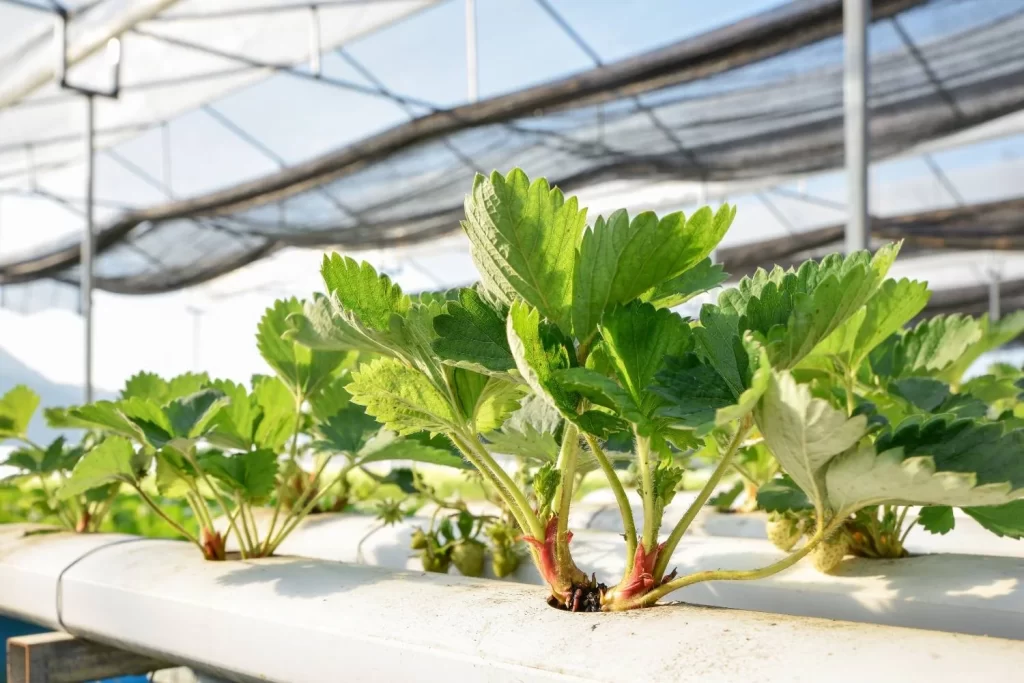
[989,270,1001,322]
[844,0,870,253]
[83,94,95,403]
[465,0,478,102]
[309,4,322,77]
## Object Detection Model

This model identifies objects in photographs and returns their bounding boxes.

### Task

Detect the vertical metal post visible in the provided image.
[465,0,478,102]
[844,0,870,253]
[83,95,95,403]
[989,270,1001,322]
[161,121,172,192]
[309,5,322,77]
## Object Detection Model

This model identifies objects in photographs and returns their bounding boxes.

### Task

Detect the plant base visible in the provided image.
[548,580,607,613]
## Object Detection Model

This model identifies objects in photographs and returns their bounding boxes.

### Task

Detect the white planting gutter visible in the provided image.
[1,524,1023,683]
[570,499,1024,558]
[267,514,1024,641]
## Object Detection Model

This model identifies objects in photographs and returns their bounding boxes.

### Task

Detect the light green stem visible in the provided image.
[635,431,657,552]
[234,492,257,554]
[184,448,248,559]
[132,484,204,554]
[652,421,752,582]
[619,514,847,610]
[844,369,856,416]
[266,465,349,555]
[584,433,636,578]
[455,431,543,541]
[554,422,579,577]
[263,400,305,552]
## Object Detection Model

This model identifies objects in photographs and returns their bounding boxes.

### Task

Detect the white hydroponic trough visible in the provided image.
[571,490,1024,557]
[267,513,1024,640]
[1,524,1023,683]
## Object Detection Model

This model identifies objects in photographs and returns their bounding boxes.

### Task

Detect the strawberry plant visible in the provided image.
[55,300,462,560]
[756,291,1024,567]
[401,467,524,578]
[291,169,1024,609]
[0,385,119,532]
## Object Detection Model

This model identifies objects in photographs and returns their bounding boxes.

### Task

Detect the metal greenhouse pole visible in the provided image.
[83,94,95,402]
[54,2,123,401]
[844,0,870,253]
[465,0,478,102]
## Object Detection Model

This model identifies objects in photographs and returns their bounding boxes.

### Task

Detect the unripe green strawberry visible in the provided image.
[766,514,802,552]
[410,528,428,550]
[420,547,451,573]
[451,539,486,578]
[491,547,521,578]
[811,532,849,573]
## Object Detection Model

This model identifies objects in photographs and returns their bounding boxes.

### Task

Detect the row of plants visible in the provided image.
[2,168,1022,613]
[0,302,529,575]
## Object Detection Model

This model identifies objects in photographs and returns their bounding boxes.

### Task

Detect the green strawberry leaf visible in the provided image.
[66,402,148,443]
[825,416,1024,511]
[205,379,259,451]
[651,354,735,429]
[258,297,345,399]
[0,385,39,440]
[873,314,982,380]
[720,245,899,369]
[484,394,562,463]
[252,375,297,451]
[597,301,692,416]
[308,375,353,423]
[506,299,578,418]
[164,389,228,440]
[121,371,168,402]
[432,287,517,379]
[641,257,729,310]
[709,480,744,512]
[348,357,457,435]
[356,431,467,469]
[155,449,197,497]
[755,370,867,512]
[321,254,410,332]
[462,169,586,332]
[314,402,381,454]
[849,278,931,368]
[918,505,955,535]
[450,370,526,434]
[962,500,1024,539]
[572,206,733,336]
[890,377,951,413]
[940,311,1024,386]
[199,449,278,502]
[654,333,770,432]
[757,475,813,512]
[60,437,141,499]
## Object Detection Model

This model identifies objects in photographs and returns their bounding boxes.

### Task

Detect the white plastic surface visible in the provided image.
[269,513,1024,640]
[1,523,1023,683]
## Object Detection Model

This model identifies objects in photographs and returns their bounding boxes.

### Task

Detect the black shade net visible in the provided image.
[3,0,1024,297]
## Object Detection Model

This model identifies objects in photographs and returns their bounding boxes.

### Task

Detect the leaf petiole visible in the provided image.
[652,419,752,582]
[584,432,636,579]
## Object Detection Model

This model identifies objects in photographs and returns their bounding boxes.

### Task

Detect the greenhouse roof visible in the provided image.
[2,0,1024,315]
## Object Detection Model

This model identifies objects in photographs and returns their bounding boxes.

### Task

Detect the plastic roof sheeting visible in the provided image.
[3,0,1024,307]
[0,0,438,180]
